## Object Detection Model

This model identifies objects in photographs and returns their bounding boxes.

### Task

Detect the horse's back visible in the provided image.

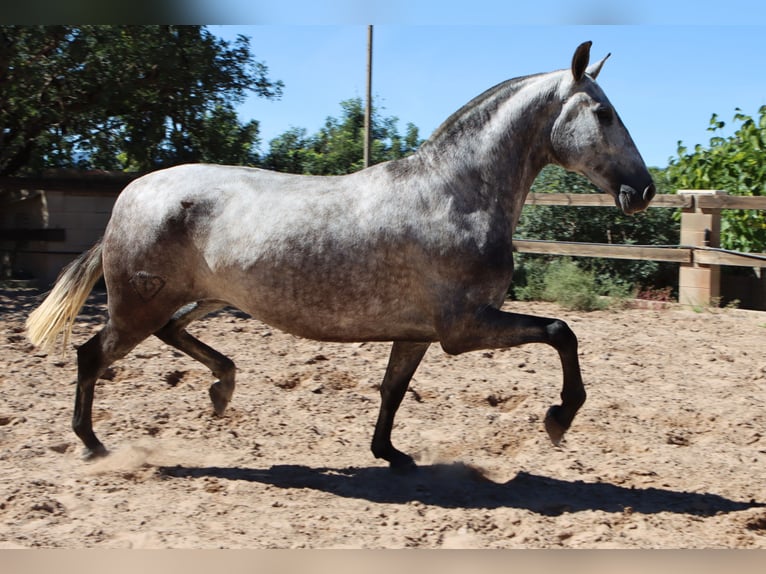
[107,164,337,251]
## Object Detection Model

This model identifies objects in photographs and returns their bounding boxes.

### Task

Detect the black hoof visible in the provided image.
[389,451,418,474]
[544,405,568,446]
[82,443,108,460]
[209,383,230,416]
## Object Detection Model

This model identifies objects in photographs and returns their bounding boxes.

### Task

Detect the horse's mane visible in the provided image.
[421,71,550,150]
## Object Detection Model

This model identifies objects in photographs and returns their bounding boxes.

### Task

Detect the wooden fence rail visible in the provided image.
[524,191,766,210]
[517,190,766,306]
[513,239,692,264]
[514,239,766,267]
[524,192,692,209]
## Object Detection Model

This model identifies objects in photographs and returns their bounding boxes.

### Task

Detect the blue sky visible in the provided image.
[195,1,766,26]
[207,19,765,169]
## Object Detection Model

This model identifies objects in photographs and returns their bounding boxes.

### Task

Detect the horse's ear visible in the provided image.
[571,41,592,82]
[586,52,611,80]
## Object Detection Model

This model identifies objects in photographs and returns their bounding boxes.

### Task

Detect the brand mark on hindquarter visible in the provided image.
[129,271,166,301]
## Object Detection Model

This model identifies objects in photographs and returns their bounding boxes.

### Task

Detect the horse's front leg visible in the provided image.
[371,341,430,471]
[439,305,585,445]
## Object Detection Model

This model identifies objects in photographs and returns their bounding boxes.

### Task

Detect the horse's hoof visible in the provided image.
[389,452,418,474]
[544,405,568,446]
[209,383,230,416]
[82,443,108,460]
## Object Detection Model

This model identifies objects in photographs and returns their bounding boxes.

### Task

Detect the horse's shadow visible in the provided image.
[158,462,763,517]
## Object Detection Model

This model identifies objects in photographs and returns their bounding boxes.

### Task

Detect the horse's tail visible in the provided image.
[26,239,104,354]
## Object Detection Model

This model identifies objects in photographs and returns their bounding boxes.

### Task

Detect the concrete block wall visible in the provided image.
[3,189,119,286]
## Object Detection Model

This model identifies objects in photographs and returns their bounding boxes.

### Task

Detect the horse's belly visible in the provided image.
[216,260,439,342]
[239,295,438,343]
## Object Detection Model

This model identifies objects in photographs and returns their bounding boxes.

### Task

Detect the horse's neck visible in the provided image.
[419,73,561,221]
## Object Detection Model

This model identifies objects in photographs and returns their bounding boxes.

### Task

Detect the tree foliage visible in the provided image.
[0,25,283,175]
[512,165,679,295]
[667,106,766,252]
[261,97,421,175]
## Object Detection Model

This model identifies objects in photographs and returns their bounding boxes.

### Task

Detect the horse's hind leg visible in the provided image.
[74,322,147,458]
[157,328,235,416]
[371,341,430,471]
[154,301,236,415]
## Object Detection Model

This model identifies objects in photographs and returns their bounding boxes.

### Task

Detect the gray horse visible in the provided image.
[27,41,655,470]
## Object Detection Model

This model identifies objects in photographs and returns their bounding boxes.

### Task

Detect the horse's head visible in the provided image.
[550,41,655,214]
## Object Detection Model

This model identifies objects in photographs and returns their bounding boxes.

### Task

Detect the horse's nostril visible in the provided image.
[643,183,656,203]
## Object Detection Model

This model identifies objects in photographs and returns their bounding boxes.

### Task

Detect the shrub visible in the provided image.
[513,257,633,311]
[542,259,605,311]
[512,257,549,302]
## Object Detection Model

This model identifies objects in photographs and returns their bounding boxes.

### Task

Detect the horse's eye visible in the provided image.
[595,105,613,125]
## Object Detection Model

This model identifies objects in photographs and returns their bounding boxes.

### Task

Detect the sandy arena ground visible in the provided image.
[1,287,764,548]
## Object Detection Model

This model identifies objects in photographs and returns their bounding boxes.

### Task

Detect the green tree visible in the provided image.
[0,25,282,176]
[667,106,766,252]
[512,165,679,296]
[260,127,312,174]
[261,97,422,175]
[163,104,262,167]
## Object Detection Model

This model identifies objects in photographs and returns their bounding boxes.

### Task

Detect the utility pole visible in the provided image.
[363,25,373,168]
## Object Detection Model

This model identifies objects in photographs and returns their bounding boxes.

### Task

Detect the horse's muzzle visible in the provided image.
[618,182,656,214]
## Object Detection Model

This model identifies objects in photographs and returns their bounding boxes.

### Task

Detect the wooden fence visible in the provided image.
[516,190,766,307]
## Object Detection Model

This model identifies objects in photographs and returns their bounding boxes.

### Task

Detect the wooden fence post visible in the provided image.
[677,190,727,307]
